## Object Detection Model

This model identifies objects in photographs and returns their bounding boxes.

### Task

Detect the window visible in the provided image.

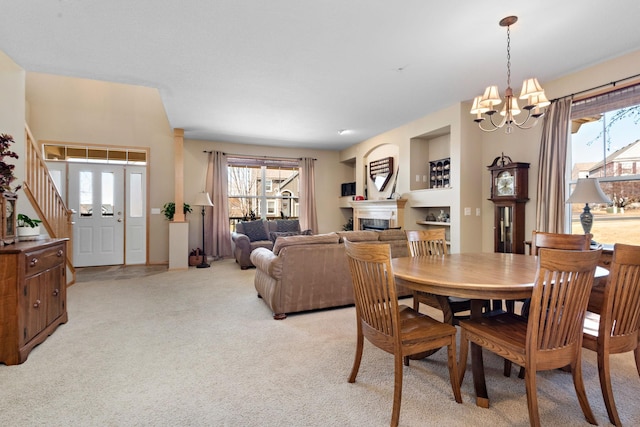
[569,83,640,245]
[227,157,300,229]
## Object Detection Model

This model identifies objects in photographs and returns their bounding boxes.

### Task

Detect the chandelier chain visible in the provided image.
[506,25,511,88]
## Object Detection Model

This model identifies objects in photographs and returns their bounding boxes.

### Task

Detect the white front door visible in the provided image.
[69,163,125,267]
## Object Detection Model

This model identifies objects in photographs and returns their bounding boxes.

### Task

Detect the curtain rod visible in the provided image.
[202,150,316,161]
[553,72,640,102]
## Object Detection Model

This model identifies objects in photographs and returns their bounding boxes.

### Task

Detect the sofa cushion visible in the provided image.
[377,229,407,241]
[336,230,379,242]
[272,232,340,255]
[269,231,301,243]
[275,219,301,232]
[241,220,269,242]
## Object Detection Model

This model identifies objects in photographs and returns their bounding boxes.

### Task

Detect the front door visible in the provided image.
[69,163,124,267]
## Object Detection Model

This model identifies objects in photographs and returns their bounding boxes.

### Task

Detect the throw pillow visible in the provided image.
[269,231,300,243]
[276,219,300,233]
[241,220,269,242]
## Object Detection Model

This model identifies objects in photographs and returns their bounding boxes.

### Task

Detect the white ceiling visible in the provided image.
[2,1,640,150]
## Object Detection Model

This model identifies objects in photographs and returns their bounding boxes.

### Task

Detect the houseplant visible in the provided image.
[0,133,21,194]
[17,213,42,239]
[161,202,192,221]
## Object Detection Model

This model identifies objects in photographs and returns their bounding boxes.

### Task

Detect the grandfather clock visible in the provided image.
[488,154,529,254]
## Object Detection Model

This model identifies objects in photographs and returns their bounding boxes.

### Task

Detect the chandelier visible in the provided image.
[470,16,550,133]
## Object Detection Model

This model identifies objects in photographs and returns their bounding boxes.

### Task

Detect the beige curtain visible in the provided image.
[299,157,318,233]
[205,151,232,259]
[535,97,573,233]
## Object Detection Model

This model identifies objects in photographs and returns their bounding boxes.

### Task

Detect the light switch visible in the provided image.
[416,174,420,182]
[476,208,481,216]
[151,208,161,214]
[464,207,471,216]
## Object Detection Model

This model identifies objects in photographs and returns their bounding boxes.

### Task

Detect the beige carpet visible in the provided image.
[1,258,638,426]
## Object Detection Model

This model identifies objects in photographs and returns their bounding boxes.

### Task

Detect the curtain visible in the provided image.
[299,157,318,233]
[205,151,232,259]
[535,97,573,233]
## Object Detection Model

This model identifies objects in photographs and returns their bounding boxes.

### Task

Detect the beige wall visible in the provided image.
[25,72,174,264]
[0,52,26,211]
[183,139,352,250]
[14,47,640,262]
[342,49,640,253]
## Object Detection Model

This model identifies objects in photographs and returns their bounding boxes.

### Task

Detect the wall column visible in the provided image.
[169,128,188,270]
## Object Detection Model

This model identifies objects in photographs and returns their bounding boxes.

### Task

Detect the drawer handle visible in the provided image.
[57,250,63,257]
[33,299,41,308]
[30,258,39,267]
[52,289,59,296]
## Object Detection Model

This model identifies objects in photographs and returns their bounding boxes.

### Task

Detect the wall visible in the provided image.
[25,72,174,264]
[182,139,351,251]
[0,52,26,211]
[478,49,640,252]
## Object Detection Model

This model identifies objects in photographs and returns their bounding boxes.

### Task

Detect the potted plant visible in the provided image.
[161,202,192,221]
[0,133,21,194]
[17,213,42,239]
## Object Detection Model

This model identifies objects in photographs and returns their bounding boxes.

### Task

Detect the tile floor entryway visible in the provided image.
[75,265,168,283]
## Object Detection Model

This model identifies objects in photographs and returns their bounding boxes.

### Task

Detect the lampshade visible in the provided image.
[519,78,544,99]
[566,178,612,204]
[500,96,521,117]
[193,192,214,207]
[470,96,489,114]
[480,85,502,109]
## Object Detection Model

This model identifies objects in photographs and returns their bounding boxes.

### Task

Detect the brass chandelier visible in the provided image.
[470,16,550,133]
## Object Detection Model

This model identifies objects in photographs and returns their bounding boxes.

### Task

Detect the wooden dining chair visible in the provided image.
[344,239,462,427]
[505,231,593,377]
[458,248,602,427]
[406,229,475,325]
[582,243,640,426]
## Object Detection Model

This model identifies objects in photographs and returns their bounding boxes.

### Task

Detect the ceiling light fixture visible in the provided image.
[470,16,550,133]
[337,129,348,135]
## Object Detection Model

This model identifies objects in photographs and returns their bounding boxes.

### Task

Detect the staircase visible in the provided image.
[23,125,76,285]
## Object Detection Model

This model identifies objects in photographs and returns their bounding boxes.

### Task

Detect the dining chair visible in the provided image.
[458,248,602,427]
[582,243,640,426]
[344,238,462,427]
[405,229,475,325]
[505,231,593,377]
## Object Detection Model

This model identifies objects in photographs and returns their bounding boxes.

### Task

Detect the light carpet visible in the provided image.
[1,258,638,426]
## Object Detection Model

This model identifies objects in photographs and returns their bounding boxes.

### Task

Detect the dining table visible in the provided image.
[391,251,608,409]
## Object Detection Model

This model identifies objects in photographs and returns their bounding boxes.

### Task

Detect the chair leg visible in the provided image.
[598,348,621,426]
[503,359,512,377]
[412,292,420,312]
[391,352,404,427]
[570,357,597,425]
[447,339,463,403]
[348,330,364,383]
[458,330,469,386]
[524,368,541,427]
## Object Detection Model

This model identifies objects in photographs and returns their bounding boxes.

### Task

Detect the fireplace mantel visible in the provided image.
[349,199,407,230]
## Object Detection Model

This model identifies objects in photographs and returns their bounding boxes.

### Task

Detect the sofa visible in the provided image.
[231,219,308,269]
[250,229,410,319]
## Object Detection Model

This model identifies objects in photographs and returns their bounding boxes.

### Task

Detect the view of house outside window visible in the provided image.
[570,103,640,245]
[227,163,300,231]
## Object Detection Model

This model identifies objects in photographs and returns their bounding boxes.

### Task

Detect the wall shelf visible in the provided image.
[416,220,450,226]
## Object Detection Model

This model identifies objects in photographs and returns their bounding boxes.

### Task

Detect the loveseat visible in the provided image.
[231,219,308,269]
[250,229,410,319]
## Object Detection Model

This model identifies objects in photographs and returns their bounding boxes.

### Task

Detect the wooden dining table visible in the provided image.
[391,252,608,409]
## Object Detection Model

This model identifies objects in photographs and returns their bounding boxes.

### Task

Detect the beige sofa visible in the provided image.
[250,229,410,319]
[231,219,307,269]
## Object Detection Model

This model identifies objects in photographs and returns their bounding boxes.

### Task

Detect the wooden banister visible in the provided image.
[23,125,75,285]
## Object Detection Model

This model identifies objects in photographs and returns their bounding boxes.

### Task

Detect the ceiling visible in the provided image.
[2,1,640,151]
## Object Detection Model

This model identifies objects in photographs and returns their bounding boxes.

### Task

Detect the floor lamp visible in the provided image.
[566,177,611,235]
[193,191,214,268]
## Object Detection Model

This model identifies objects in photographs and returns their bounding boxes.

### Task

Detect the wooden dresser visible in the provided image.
[0,239,68,365]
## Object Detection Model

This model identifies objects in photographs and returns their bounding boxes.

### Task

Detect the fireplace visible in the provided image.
[350,199,407,231]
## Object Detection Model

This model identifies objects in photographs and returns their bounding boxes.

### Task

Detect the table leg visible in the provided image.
[470,299,490,408]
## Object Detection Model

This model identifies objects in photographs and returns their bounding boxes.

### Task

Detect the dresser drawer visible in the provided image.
[24,244,65,277]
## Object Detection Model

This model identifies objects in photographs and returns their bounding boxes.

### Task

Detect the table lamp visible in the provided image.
[193,191,214,268]
[566,177,611,234]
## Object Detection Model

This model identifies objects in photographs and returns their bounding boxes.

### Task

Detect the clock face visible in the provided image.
[496,171,515,196]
